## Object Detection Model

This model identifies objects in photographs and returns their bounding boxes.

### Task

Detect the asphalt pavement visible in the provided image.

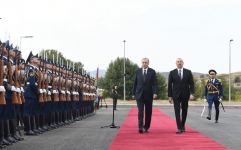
[4,104,241,150]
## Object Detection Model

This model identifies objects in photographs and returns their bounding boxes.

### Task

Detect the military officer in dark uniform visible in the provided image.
[204,69,223,123]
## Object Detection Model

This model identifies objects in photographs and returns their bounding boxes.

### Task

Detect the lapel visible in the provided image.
[146,68,150,80]
[182,68,185,80]
[138,69,144,83]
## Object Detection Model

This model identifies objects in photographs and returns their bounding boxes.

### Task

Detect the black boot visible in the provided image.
[4,120,17,143]
[0,121,6,148]
[50,112,56,128]
[55,112,60,127]
[9,119,23,141]
[42,114,49,131]
[31,116,41,134]
[24,116,35,135]
[206,108,211,120]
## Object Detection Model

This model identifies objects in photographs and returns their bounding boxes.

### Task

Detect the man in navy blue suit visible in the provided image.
[133,58,157,134]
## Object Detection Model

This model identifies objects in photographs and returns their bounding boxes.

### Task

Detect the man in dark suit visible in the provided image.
[168,58,194,134]
[133,58,157,134]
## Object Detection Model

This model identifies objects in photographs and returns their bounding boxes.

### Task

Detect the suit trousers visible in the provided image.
[173,97,188,130]
[136,95,153,130]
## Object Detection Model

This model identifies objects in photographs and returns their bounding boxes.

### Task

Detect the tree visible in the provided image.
[156,72,167,99]
[193,78,203,100]
[234,76,241,83]
[97,77,105,89]
[217,75,229,100]
[103,57,138,100]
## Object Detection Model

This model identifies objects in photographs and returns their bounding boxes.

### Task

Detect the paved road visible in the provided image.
[4,105,241,150]
[160,105,241,150]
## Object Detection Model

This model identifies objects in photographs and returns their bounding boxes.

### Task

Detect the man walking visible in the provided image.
[168,58,194,134]
[133,58,157,134]
[204,69,223,123]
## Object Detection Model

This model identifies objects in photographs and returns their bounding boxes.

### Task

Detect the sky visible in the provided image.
[0,0,241,74]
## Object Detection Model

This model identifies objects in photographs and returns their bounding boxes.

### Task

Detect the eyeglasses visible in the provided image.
[209,73,215,75]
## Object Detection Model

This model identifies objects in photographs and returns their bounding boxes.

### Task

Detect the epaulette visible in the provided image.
[217,79,222,83]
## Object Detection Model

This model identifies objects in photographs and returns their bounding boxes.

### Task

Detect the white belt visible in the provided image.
[26,82,38,86]
[53,90,59,94]
[61,90,66,94]
[16,87,21,93]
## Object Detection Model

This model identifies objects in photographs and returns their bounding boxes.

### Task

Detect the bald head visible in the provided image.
[176,58,184,69]
[141,58,149,69]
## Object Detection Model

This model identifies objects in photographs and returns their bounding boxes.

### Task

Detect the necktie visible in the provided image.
[143,69,147,81]
[178,69,182,79]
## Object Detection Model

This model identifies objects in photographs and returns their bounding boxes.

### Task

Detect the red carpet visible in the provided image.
[109,107,227,150]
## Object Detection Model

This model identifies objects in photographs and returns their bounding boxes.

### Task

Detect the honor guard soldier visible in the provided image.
[44,59,54,130]
[0,40,7,148]
[24,51,40,135]
[2,42,20,144]
[204,69,223,123]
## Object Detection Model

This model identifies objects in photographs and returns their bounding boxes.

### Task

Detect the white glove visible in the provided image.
[42,89,47,93]
[39,89,43,94]
[11,86,17,92]
[219,98,222,102]
[16,88,21,93]
[203,98,207,102]
[20,87,25,93]
[0,86,6,92]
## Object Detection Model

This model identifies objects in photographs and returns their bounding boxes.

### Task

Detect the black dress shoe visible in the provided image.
[176,129,182,134]
[0,142,6,148]
[0,141,6,148]
[25,130,37,136]
[38,127,45,132]
[139,129,143,134]
[206,116,211,120]
[13,135,24,141]
[33,129,42,134]
[143,127,148,133]
[2,138,12,145]
[6,136,17,143]
[12,135,21,141]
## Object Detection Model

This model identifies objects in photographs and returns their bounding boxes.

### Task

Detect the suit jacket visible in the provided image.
[133,68,157,100]
[168,68,194,100]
